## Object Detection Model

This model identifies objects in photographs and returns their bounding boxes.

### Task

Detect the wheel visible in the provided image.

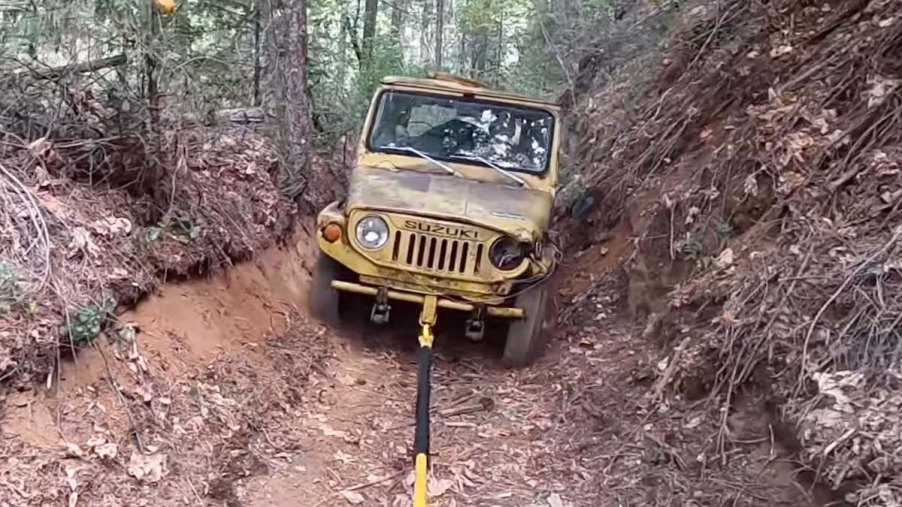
[502,280,557,368]
[309,253,342,324]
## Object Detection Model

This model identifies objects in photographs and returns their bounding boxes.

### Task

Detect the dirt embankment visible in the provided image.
[561,0,902,504]
[1,234,323,504]
[0,128,296,389]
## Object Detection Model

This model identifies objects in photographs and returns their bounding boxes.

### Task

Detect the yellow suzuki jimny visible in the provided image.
[310,72,561,367]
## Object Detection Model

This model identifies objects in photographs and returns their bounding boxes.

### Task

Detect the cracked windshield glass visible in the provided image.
[369,90,554,174]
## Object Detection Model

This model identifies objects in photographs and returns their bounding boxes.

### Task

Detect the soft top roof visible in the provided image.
[380,73,560,111]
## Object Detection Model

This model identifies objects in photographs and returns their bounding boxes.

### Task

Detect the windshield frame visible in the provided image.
[364,88,557,176]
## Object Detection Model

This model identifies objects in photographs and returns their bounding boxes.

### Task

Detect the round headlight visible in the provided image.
[489,237,526,271]
[355,215,389,250]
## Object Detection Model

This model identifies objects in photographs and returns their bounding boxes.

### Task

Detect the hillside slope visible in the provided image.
[562,0,902,503]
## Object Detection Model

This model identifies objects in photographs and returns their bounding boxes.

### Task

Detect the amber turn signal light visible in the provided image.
[322,223,342,243]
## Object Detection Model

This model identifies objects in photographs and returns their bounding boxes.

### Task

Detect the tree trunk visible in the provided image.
[363,0,378,66]
[470,26,489,78]
[457,0,468,74]
[144,0,165,201]
[419,0,432,66]
[252,1,262,106]
[556,0,580,64]
[493,10,503,86]
[342,13,364,66]
[391,0,404,36]
[269,0,323,208]
[435,0,444,69]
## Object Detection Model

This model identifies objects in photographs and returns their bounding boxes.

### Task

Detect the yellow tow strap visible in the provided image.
[413,297,437,507]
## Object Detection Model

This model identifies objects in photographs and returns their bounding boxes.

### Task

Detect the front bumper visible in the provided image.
[316,202,518,304]
[331,280,524,319]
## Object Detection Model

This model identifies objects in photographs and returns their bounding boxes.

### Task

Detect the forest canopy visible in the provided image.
[0,0,625,149]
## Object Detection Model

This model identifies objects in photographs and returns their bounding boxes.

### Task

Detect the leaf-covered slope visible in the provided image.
[565,0,902,503]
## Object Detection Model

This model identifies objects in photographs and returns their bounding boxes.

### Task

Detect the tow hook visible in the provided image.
[464,307,485,342]
[370,287,391,324]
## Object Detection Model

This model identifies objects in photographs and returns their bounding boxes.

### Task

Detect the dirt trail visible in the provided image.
[230,229,642,506]
[238,328,614,506]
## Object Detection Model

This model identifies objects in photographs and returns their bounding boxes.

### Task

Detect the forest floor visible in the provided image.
[0,222,819,507]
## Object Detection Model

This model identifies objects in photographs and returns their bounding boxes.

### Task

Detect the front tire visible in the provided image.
[310,253,342,324]
[502,280,557,368]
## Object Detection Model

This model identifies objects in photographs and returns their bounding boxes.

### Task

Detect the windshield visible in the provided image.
[367,90,554,175]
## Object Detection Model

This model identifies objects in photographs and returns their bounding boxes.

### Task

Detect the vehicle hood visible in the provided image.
[347,166,552,241]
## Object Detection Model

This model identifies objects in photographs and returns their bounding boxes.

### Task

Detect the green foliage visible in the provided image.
[3,0,261,120]
[0,263,20,313]
[172,215,202,242]
[146,224,164,243]
[64,305,105,346]
[144,215,201,243]
[506,15,563,97]
[310,33,421,146]
[0,264,40,316]
[716,221,734,241]
[679,238,704,260]
[61,293,117,347]
[2,0,602,150]
[305,0,604,142]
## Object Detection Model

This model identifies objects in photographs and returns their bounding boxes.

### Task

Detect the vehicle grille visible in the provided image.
[390,230,485,276]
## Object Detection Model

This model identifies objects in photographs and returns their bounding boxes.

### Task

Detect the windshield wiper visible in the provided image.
[397,146,463,178]
[452,154,528,188]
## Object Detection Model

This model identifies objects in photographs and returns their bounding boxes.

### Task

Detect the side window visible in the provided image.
[372,93,416,147]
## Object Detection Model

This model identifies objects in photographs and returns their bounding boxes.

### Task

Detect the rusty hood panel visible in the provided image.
[347,167,552,241]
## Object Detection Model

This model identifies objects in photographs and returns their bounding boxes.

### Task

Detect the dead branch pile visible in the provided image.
[0,61,296,387]
[0,58,165,197]
[568,0,902,503]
